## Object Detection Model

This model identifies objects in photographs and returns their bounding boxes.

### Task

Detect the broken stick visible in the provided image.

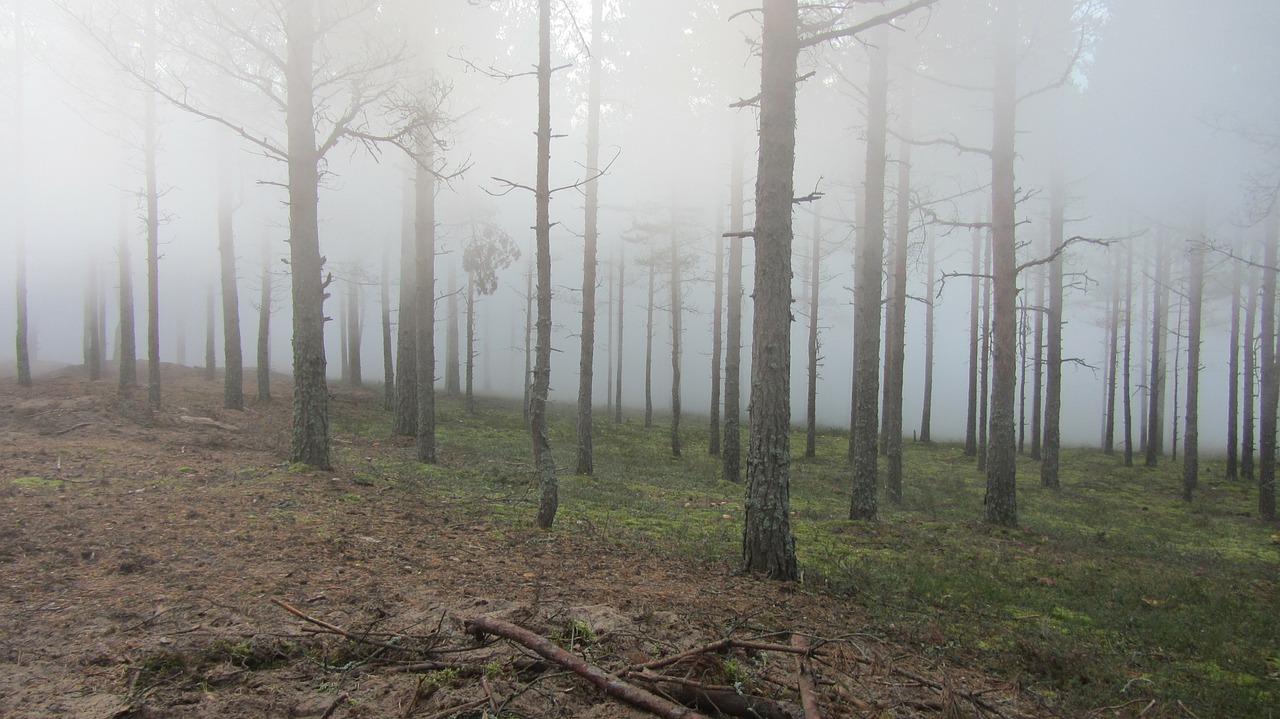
[464,615,709,719]
[791,634,823,719]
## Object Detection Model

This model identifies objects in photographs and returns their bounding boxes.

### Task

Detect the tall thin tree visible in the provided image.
[217,138,244,410]
[575,0,603,475]
[723,116,745,482]
[1041,178,1065,490]
[531,0,559,529]
[1227,260,1242,480]
[1182,239,1204,502]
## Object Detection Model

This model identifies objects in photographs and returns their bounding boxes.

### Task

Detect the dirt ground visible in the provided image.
[0,366,1063,719]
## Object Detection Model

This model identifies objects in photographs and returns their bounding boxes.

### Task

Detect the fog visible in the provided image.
[3,0,1278,451]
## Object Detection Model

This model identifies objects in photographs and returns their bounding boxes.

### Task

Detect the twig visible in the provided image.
[792,635,823,719]
[319,693,347,719]
[637,638,811,672]
[54,422,91,436]
[419,698,486,719]
[271,598,406,653]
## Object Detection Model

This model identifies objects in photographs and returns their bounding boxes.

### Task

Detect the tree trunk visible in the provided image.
[805,208,821,460]
[13,0,30,387]
[1123,242,1134,467]
[1040,177,1064,490]
[1258,217,1277,520]
[1243,264,1258,481]
[1227,260,1242,480]
[145,0,162,409]
[615,248,625,424]
[723,116,745,482]
[711,208,724,457]
[348,279,362,386]
[1030,253,1045,460]
[920,229,935,443]
[339,286,350,383]
[523,255,533,424]
[850,41,888,522]
[670,208,683,458]
[576,0,602,475]
[443,266,459,395]
[531,0,559,530]
[1018,296,1028,454]
[644,259,655,429]
[1138,244,1150,452]
[884,87,912,502]
[381,238,394,410]
[206,284,217,380]
[118,209,138,393]
[414,160,437,465]
[218,142,244,410]
[606,253,614,415]
[964,225,981,457]
[257,234,272,402]
[466,275,476,412]
[1171,288,1183,462]
[1103,256,1120,454]
[84,264,100,379]
[1145,240,1166,466]
[978,241,991,474]
[742,0,798,580]
[1182,242,1203,502]
[394,172,419,435]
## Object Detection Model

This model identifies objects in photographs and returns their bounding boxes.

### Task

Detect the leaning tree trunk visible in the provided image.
[118,209,138,393]
[711,208,724,457]
[257,234,271,402]
[1258,217,1278,521]
[575,0,602,474]
[964,224,982,457]
[723,115,745,482]
[217,143,244,410]
[850,41,888,522]
[414,159,437,465]
[884,92,912,502]
[394,172,419,435]
[1040,176,1065,491]
[669,210,683,459]
[1182,242,1203,502]
[1227,260,1242,480]
[742,0,799,580]
[13,1,30,387]
[1145,240,1166,467]
[145,0,162,409]
[531,0,559,530]
[920,229,935,443]
[1243,265,1258,482]
[805,208,821,460]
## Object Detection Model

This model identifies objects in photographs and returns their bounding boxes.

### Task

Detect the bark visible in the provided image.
[1018,296,1027,453]
[445,266,460,395]
[285,0,330,469]
[1171,289,1183,462]
[381,240,394,410]
[742,0,799,580]
[920,229,935,443]
[615,248,625,424]
[463,616,709,719]
[964,226,981,457]
[465,276,476,412]
[13,0,30,387]
[576,0,602,475]
[1227,261,1242,480]
[850,41,888,522]
[711,208,724,457]
[885,90,912,502]
[977,242,991,474]
[1123,243,1134,467]
[1138,245,1150,452]
[86,262,103,380]
[1030,256,1044,459]
[118,213,138,393]
[723,116,745,482]
[1243,265,1258,481]
[1104,257,1120,454]
[339,287,350,383]
[606,253,614,415]
[394,173,419,435]
[414,161,437,465]
[805,208,821,460]
[523,256,533,423]
[203,281,216,378]
[1258,217,1277,520]
[1144,240,1167,466]
[348,280,362,386]
[531,0,558,530]
[1182,243,1203,502]
[145,0,161,409]
[644,259,655,429]
[218,143,244,410]
[1040,177,1064,490]
[670,209,683,458]
[257,235,271,402]
[985,0,1018,527]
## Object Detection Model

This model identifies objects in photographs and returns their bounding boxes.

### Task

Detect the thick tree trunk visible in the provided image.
[531,0,558,530]
[145,0,162,409]
[218,144,244,410]
[445,267,460,395]
[644,260,655,429]
[206,284,217,380]
[13,1,30,388]
[1258,218,1277,520]
[670,211,683,458]
[615,249,625,424]
[1040,177,1064,491]
[285,0,330,469]
[348,280,362,386]
[742,0,798,580]
[381,240,394,410]
[576,0,602,474]
[850,41,888,522]
[394,173,419,435]
[257,235,271,402]
[805,209,821,459]
[1243,265,1258,481]
[711,209,724,457]
[1123,243,1134,467]
[1182,243,1203,502]
[1145,241,1167,467]
[884,99,912,502]
[964,226,981,457]
[920,229,935,443]
[1227,261,1242,480]
[723,117,745,482]
[414,161,437,465]
[118,212,138,393]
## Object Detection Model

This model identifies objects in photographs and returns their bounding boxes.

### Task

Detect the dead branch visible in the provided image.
[648,681,789,719]
[419,698,487,719]
[177,416,240,431]
[271,598,406,653]
[53,422,92,436]
[318,693,348,719]
[800,0,940,49]
[636,638,811,673]
[791,635,823,719]
[464,615,709,719]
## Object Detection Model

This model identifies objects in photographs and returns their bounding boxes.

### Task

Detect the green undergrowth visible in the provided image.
[330,394,1279,717]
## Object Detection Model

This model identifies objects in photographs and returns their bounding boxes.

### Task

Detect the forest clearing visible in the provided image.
[0,367,1275,719]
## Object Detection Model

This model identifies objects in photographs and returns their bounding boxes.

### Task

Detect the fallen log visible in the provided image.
[464,615,709,719]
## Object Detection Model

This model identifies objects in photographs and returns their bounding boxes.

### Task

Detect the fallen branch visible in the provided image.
[271,598,406,653]
[420,698,487,719]
[177,415,240,431]
[464,615,709,719]
[637,638,810,672]
[54,422,91,436]
[319,693,348,719]
[791,635,822,719]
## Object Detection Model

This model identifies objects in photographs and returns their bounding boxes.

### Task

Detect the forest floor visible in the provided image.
[0,366,1275,719]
